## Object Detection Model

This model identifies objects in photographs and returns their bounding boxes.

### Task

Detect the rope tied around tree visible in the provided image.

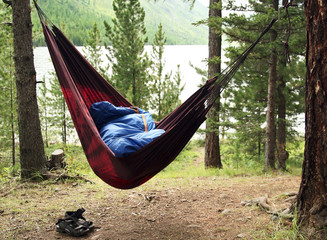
[281,0,298,63]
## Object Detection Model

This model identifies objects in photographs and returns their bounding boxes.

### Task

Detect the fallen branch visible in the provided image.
[42,171,94,184]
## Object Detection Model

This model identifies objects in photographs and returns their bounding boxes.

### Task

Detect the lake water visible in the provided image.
[34,45,210,141]
[34,45,208,102]
[33,45,305,135]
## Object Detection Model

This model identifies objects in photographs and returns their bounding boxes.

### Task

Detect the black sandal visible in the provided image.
[56,208,94,237]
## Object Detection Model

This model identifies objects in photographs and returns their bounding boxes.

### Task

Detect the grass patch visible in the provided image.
[156,140,301,181]
[0,140,302,189]
[256,217,305,240]
[0,140,303,240]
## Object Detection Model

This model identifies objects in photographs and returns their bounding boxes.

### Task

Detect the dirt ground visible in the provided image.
[1,173,301,240]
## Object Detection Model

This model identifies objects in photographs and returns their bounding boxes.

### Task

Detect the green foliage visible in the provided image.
[37,72,74,145]
[38,77,50,147]
[257,209,305,240]
[150,24,185,120]
[156,137,303,180]
[83,22,110,79]
[42,144,92,177]
[285,136,304,174]
[161,141,200,175]
[0,163,20,181]
[31,0,208,46]
[32,0,111,46]
[104,0,152,108]
[0,3,17,160]
[218,133,304,173]
[220,0,306,159]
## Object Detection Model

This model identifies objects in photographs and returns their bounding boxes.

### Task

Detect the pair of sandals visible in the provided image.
[56,208,94,237]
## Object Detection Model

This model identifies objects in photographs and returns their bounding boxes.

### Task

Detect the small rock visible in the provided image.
[221,209,231,215]
[91,234,102,240]
[237,233,246,238]
[146,218,156,222]
[219,194,229,199]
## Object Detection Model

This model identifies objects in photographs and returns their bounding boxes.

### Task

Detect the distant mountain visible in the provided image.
[32,0,208,46]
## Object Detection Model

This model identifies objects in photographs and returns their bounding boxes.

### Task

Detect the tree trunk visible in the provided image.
[264,0,279,172]
[205,101,222,168]
[205,0,222,169]
[12,0,46,178]
[277,60,289,171]
[264,27,277,172]
[297,1,327,238]
[258,132,261,161]
[10,43,15,166]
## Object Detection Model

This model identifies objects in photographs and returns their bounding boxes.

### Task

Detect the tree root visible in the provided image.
[241,192,297,220]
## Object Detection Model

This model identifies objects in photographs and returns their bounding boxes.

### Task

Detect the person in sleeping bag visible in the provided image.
[89,101,165,158]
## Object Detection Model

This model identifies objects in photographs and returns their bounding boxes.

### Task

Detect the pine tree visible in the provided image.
[104,0,152,108]
[0,2,17,165]
[205,0,223,169]
[160,65,184,118]
[48,72,73,145]
[222,0,305,168]
[297,1,327,237]
[38,77,49,147]
[83,22,109,80]
[12,0,46,178]
[150,23,184,120]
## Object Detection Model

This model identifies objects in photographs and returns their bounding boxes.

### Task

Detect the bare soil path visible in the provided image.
[1,174,300,240]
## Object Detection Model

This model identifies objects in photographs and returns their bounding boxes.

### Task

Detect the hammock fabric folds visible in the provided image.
[34,1,275,189]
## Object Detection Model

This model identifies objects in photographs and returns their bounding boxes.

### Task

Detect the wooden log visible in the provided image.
[49,149,65,169]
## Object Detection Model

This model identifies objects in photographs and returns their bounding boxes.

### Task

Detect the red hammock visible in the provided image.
[34,1,275,189]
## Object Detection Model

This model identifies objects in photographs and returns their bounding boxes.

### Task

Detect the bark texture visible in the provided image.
[264,0,279,172]
[12,0,46,178]
[264,29,277,172]
[205,0,222,169]
[277,62,289,171]
[297,1,327,238]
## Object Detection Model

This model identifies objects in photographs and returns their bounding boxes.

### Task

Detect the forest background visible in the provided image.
[0,0,311,239]
[0,0,305,175]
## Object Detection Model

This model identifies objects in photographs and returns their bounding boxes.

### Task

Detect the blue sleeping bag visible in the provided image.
[89,101,165,158]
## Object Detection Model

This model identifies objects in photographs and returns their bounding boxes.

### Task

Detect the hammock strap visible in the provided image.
[33,0,54,28]
[281,0,297,63]
[206,19,276,110]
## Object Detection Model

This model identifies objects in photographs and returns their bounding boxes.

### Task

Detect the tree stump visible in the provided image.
[48,149,66,170]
